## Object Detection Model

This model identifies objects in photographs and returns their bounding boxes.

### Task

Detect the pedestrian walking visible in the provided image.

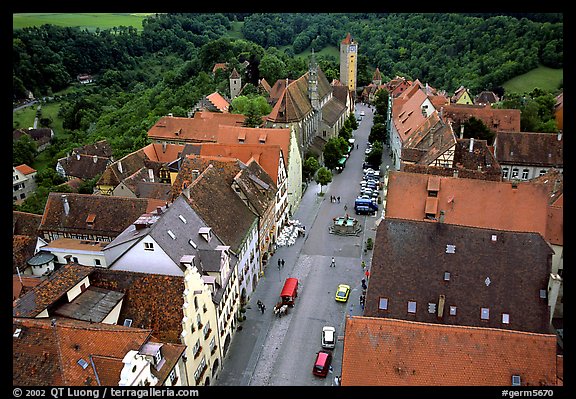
[334,376,341,386]
[257,299,262,310]
[337,196,340,203]
[331,257,335,267]
[344,204,347,212]
[281,259,285,268]
[261,304,266,314]
[278,258,281,269]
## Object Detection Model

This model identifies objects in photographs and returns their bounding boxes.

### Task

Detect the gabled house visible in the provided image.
[451,85,474,104]
[341,316,561,386]
[177,164,260,304]
[98,196,241,385]
[13,211,42,275]
[13,164,37,203]
[72,139,113,158]
[364,218,553,334]
[13,317,186,386]
[493,131,563,180]
[56,153,111,182]
[384,170,563,323]
[13,127,53,152]
[192,92,231,114]
[95,148,168,196]
[38,192,165,242]
[474,90,500,106]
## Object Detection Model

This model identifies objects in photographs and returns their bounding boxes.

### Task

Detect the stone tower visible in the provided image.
[308,49,320,110]
[229,68,241,99]
[339,33,358,96]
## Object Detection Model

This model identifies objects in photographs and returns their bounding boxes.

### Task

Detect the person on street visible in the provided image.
[261,304,266,314]
[281,259,285,268]
[331,257,335,267]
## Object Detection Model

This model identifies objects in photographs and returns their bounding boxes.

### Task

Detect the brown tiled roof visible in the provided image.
[321,96,347,126]
[39,192,157,240]
[13,235,37,274]
[233,160,277,217]
[442,103,521,133]
[258,78,271,94]
[392,87,430,143]
[13,317,152,386]
[475,90,500,105]
[13,275,42,303]
[58,154,110,180]
[73,139,113,158]
[97,148,154,187]
[364,219,552,333]
[341,32,353,44]
[266,67,331,123]
[494,131,563,167]
[331,85,351,106]
[385,171,551,237]
[142,142,185,163]
[13,128,52,145]
[89,268,185,344]
[341,316,559,386]
[185,164,258,254]
[13,211,42,236]
[13,264,94,318]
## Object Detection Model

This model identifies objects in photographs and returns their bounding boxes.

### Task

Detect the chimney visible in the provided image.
[93,155,97,163]
[76,153,81,161]
[557,132,562,141]
[148,168,154,183]
[117,161,123,174]
[437,294,445,318]
[182,180,191,200]
[459,125,464,139]
[453,169,458,178]
[162,142,167,153]
[469,137,474,152]
[62,195,70,216]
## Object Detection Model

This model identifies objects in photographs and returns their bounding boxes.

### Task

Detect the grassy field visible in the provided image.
[13,13,154,31]
[503,65,563,94]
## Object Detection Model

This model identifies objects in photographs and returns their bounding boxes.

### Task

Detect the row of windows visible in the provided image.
[502,167,548,180]
[378,298,510,323]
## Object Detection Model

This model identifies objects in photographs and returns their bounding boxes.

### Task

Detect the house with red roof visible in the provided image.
[13,164,37,204]
[341,316,561,386]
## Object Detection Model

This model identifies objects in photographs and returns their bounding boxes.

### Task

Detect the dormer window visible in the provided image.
[154,349,162,365]
[199,227,212,242]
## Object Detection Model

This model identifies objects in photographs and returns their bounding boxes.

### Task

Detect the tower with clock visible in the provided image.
[339,33,358,97]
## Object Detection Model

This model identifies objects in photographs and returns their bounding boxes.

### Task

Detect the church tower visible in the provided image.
[229,68,241,99]
[308,49,320,110]
[339,33,358,97]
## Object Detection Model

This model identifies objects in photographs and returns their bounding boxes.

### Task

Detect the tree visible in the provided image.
[315,166,332,194]
[365,141,383,169]
[13,135,37,166]
[303,156,320,182]
[323,137,348,170]
[369,123,388,145]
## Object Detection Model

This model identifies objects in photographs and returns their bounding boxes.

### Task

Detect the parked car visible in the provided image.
[322,326,336,349]
[335,284,351,302]
[312,351,333,377]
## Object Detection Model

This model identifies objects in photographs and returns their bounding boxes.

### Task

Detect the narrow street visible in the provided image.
[215,102,393,386]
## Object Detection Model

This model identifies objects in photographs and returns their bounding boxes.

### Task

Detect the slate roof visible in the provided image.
[494,131,563,168]
[321,96,347,127]
[39,193,161,240]
[13,316,152,386]
[341,316,559,386]
[364,218,552,334]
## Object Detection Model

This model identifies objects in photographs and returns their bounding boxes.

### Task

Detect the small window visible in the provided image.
[481,308,490,320]
[443,272,450,281]
[512,375,521,386]
[144,242,154,251]
[539,289,547,299]
[378,297,388,310]
[511,168,519,178]
[521,169,529,180]
[449,306,457,316]
[94,259,101,266]
[408,301,417,313]
[502,313,510,324]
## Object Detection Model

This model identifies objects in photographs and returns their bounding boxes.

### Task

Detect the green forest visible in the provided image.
[12,13,563,214]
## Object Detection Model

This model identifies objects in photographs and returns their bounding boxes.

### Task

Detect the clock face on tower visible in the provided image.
[349,44,356,53]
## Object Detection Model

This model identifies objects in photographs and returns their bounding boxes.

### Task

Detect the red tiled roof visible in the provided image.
[15,164,36,175]
[206,92,230,113]
[385,171,551,237]
[342,316,559,386]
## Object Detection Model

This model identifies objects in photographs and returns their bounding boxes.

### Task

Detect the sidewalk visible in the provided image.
[215,180,327,386]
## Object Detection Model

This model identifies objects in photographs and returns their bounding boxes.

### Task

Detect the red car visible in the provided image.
[312,351,332,377]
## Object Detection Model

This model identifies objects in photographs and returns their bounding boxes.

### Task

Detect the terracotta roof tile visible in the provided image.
[342,317,558,386]
[443,103,521,133]
[495,131,563,167]
[15,164,36,175]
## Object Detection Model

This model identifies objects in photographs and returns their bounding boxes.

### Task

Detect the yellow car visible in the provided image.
[335,284,351,302]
